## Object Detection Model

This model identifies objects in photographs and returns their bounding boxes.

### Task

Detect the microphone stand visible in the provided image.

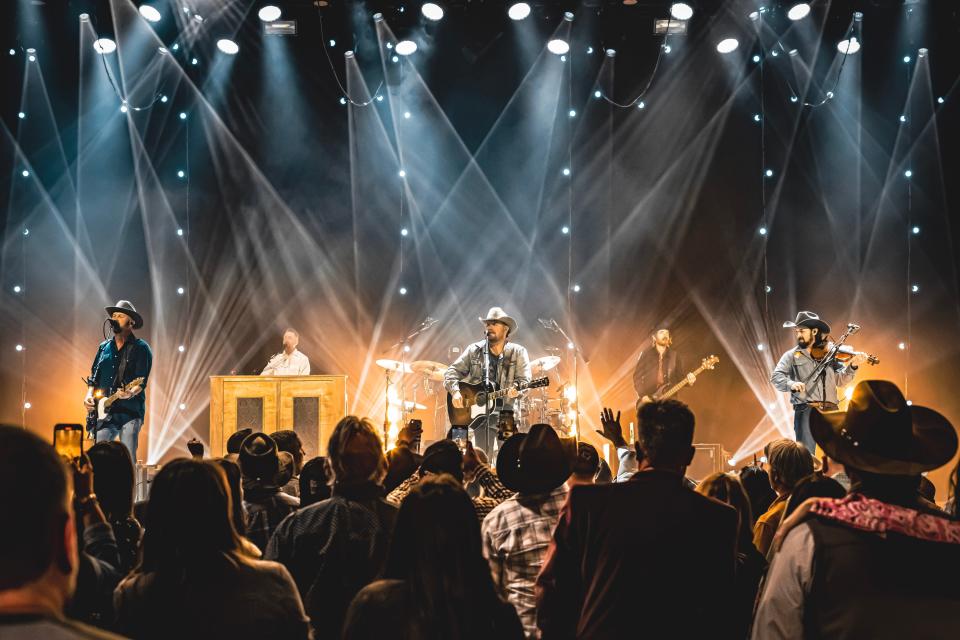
[383,317,437,447]
[481,332,493,454]
[546,319,584,443]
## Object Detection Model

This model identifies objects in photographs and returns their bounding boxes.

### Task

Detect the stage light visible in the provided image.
[898,342,906,350]
[172,44,179,50]
[24,402,31,410]
[790,95,799,103]
[22,229,29,236]
[853,11,863,22]
[179,112,187,120]
[787,3,810,21]
[139,4,162,22]
[8,49,14,55]
[637,101,646,109]
[564,11,574,21]
[716,38,739,54]
[160,95,168,103]
[422,3,444,21]
[586,46,594,54]
[669,3,693,20]
[376,95,384,102]
[217,38,239,55]
[594,90,602,99]
[899,115,907,122]
[567,342,575,350]
[548,39,570,55]
[403,111,411,119]
[765,169,774,177]
[826,91,834,99]
[606,48,616,57]
[564,385,578,402]
[179,403,186,410]
[748,11,760,21]
[753,114,761,122]
[911,284,919,293]
[399,287,408,295]
[561,226,570,234]
[918,48,928,58]
[727,458,736,467]
[18,112,24,119]
[26,48,36,62]
[21,170,29,177]
[572,284,581,292]
[94,38,117,54]
[906,400,913,406]
[845,386,855,401]
[752,54,760,63]
[771,49,779,57]
[391,55,399,63]
[329,39,336,47]
[837,38,860,54]
[562,168,571,176]
[507,3,531,20]
[912,226,920,234]
[904,169,913,178]
[760,455,768,463]
[759,226,768,235]
[178,345,185,352]
[120,104,128,113]
[663,44,672,53]
[339,97,347,105]
[13,285,21,293]
[259,5,281,21]
[177,287,186,296]
[373,12,384,22]
[765,285,772,293]
[938,97,945,104]
[400,228,409,236]
[398,169,406,177]
[903,55,910,63]
[15,344,23,352]
[177,170,185,178]
[191,57,198,65]
[396,40,417,55]
[757,343,765,351]
[569,109,576,117]
[177,228,184,236]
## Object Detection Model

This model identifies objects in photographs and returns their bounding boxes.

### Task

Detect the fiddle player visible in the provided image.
[770,311,865,453]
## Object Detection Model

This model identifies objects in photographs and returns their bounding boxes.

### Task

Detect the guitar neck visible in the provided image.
[661,363,710,399]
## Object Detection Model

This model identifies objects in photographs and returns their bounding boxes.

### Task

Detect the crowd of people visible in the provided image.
[2,379,960,639]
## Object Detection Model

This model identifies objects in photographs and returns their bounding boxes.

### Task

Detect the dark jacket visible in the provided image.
[89,336,153,422]
[243,481,300,552]
[803,516,960,638]
[536,469,738,639]
[264,482,397,636]
[632,346,682,399]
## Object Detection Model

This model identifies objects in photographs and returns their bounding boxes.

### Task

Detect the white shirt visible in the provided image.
[260,349,311,376]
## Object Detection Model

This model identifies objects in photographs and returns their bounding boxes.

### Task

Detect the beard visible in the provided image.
[796,336,810,349]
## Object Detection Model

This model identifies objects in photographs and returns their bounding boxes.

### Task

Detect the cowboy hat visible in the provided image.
[810,380,958,475]
[105,300,144,329]
[238,432,280,482]
[480,307,517,336]
[782,310,830,335]
[496,423,573,494]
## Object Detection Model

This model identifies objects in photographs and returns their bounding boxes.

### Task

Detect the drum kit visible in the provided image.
[375,348,578,441]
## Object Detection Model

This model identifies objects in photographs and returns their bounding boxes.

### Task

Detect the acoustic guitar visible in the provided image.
[447,377,549,427]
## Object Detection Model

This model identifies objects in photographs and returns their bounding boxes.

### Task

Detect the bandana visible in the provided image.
[809,493,960,544]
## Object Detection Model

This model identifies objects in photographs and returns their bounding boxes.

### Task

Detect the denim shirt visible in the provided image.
[89,336,153,420]
[443,341,531,411]
[770,347,856,406]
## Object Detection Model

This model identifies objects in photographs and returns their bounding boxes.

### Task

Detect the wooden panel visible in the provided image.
[210,376,347,458]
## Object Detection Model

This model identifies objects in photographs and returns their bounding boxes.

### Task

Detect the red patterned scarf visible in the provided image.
[809,493,960,544]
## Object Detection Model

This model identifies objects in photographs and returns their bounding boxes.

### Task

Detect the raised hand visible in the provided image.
[596,407,627,448]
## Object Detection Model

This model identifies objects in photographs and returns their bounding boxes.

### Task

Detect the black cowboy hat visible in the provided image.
[496,423,574,494]
[810,380,958,475]
[105,300,144,329]
[782,310,830,335]
[238,432,280,482]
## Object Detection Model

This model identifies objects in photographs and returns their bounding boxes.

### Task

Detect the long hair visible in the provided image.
[383,474,505,639]
[135,459,252,580]
[88,441,135,522]
[697,473,754,554]
[211,458,246,536]
[326,416,386,487]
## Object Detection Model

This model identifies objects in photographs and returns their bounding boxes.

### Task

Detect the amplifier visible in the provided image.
[687,443,729,483]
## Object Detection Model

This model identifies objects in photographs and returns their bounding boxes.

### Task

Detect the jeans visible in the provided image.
[793,404,816,454]
[96,417,143,463]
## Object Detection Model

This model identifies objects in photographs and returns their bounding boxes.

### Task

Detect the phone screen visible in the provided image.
[54,423,84,460]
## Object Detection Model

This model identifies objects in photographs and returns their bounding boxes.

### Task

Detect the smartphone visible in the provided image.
[54,423,84,460]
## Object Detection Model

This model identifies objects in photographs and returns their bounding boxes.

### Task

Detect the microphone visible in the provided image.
[421,316,438,330]
[847,323,861,333]
[538,318,556,331]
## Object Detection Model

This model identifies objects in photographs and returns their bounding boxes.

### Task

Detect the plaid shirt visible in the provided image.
[387,464,514,522]
[481,485,570,639]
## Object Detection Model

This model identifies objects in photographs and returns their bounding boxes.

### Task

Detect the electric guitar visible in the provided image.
[447,377,549,427]
[85,377,145,435]
[639,356,719,404]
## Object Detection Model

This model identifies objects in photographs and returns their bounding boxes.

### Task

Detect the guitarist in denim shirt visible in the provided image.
[84,300,153,463]
[444,307,531,422]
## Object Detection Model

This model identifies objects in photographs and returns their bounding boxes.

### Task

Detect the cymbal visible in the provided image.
[410,360,447,382]
[530,355,561,372]
[388,399,427,411]
[375,359,413,374]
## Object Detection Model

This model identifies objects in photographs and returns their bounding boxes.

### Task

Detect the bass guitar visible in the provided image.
[639,355,719,405]
[85,377,145,435]
[447,377,549,427]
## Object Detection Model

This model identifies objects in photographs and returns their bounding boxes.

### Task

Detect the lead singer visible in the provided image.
[444,307,531,445]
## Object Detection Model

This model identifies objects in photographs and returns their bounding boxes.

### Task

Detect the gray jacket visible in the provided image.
[771,347,857,405]
[444,341,531,411]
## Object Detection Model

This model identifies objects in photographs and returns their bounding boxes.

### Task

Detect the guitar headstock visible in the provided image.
[125,377,145,390]
[701,355,720,370]
[527,377,549,390]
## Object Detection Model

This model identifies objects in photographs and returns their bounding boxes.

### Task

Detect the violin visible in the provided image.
[810,342,880,365]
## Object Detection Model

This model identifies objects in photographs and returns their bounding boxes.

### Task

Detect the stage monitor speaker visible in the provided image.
[687,443,729,483]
